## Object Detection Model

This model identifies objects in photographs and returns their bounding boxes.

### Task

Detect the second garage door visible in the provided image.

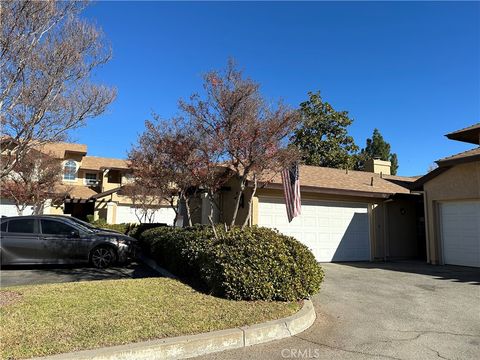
[258,197,371,262]
[440,201,480,268]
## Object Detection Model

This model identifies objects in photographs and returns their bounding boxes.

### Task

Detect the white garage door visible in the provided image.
[440,201,480,268]
[115,205,176,225]
[0,198,34,217]
[258,197,370,262]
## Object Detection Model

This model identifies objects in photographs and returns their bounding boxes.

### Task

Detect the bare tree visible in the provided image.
[0,0,116,178]
[180,60,301,228]
[0,149,66,214]
[121,182,164,223]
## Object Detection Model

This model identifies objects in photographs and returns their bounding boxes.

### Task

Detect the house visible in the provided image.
[0,142,176,225]
[197,160,425,263]
[413,123,480,267]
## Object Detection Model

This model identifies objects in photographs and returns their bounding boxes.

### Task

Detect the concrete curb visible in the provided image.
[32,299,315,360]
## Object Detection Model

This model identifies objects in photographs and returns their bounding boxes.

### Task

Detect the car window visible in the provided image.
[41,220,76,236]
[7,219,36,233]
[1,221,7,232]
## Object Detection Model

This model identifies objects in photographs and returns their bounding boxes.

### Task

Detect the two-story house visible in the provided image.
[0,142,176,225]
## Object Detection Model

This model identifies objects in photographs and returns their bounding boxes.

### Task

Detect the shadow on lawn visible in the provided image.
[0,261,160,287]
[333,260,480,285]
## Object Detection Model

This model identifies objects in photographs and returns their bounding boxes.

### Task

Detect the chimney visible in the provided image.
[365,158,391,175]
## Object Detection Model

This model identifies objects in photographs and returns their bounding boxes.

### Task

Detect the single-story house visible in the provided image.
[413,123,480,267]
[194,160,425,263]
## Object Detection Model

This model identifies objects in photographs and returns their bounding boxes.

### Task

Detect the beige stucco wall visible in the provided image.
[423,161,480,264]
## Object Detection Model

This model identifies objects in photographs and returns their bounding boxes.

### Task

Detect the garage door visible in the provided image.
[115,205,176,225]
[258,197,370,262]
[440,201,480,267]
[0,198,34,217]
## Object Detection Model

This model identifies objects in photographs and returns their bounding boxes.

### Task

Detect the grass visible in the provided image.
[0,278,301,359]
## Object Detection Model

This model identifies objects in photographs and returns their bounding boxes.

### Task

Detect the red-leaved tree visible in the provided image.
[128,117,201,226]
[180,60,301,228]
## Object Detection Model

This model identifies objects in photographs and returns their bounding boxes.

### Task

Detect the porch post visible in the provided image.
[106,201,117,224]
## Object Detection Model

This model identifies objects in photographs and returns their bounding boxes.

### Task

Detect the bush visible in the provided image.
[140,226,324,301]
[128,222,169,240]
[85,216,132,234]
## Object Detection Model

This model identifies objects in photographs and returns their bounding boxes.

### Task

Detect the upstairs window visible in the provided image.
[63,160,77,181]
[85,173,98,186]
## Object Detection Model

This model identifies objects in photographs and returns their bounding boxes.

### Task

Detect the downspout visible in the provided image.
[420,190,430,264]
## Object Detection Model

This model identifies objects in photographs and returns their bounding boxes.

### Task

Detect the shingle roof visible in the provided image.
[445,123,480,145]
[55,185,99,199]
[261,165,411,197]
[81,156,129,170]
[37,142,87,158]
[436,147,480,166]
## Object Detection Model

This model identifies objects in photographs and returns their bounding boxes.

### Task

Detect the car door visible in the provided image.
[0,218,50,264]
[39,219,85,262]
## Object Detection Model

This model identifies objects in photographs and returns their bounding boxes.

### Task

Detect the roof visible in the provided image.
[260,165,411,198]
[445,123,480,145]
[55,185,99,199]
[436,147,480,167]
[81,156,129,170]
[413,147,480,188]
[90,186,122,199]
[37,142,87,158]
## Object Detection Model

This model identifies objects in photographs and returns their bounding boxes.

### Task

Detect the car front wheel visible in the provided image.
[90,246,116,268]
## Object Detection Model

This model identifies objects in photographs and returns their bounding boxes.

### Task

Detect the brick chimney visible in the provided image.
[365,158,391,175]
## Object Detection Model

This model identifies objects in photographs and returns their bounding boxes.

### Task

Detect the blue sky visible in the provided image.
[74,1,479,176]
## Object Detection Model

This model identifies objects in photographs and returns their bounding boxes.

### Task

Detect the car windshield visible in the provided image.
[61,218,97,233]
[69,217,99,230]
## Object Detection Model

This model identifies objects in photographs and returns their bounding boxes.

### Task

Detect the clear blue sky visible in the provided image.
[73,1,479,176]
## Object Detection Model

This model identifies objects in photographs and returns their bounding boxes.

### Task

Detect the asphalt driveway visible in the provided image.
[198,261,480,360]
[0,261,159,287]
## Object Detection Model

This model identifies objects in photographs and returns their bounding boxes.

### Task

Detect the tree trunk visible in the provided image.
[207,195,218,239]
[229,176,246,228]
[183,195,193,227]
[241,174,257,229]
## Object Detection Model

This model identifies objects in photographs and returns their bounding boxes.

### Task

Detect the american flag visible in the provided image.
[281,162,301,222]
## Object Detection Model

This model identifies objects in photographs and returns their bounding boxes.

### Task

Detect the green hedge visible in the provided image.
[85,216,134,234]
[140,226,324,301]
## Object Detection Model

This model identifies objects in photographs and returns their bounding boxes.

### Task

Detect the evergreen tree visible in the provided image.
[292,92,359,169]
[356,129,399,175]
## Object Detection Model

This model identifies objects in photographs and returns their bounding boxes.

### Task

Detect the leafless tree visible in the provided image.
[0,149,66,214]
[0,0,116,178]
[121,182,164,223]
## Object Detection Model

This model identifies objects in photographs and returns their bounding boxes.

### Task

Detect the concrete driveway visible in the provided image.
[0,261,159,287]
[198,261,480,360]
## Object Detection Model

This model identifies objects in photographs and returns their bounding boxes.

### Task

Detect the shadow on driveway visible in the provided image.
[0,261,160,288]
[330,260,480,285]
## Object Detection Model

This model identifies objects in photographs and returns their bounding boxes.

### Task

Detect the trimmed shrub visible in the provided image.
[128,222,169,240]
[140,226,324,301]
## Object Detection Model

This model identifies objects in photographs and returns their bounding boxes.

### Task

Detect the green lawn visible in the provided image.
[0,278,300,360]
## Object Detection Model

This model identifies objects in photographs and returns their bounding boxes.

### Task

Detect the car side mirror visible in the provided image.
[70,230,80,238]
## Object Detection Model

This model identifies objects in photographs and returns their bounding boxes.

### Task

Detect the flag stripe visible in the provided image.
[282,163,301,222]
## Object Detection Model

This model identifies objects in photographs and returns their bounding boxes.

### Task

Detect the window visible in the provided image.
[41,220,75,235]
[85,173,98,186]
[107,170,121,184]
[1,221,7,232]
[7,219,36,233]
[63,160,77,181]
